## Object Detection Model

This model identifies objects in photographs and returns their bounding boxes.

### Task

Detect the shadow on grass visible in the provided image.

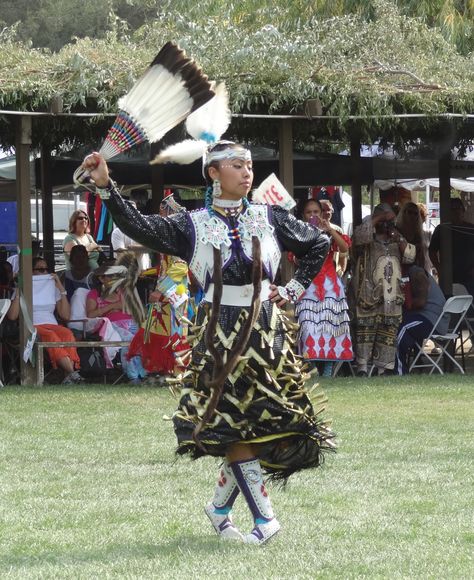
[1,536,248,571]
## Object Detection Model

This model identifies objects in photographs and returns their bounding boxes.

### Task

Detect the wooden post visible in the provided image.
[438,153,453,295]
[351,138,363,227]
[15,115,35,385]
[278,119,294,284]
[40,145,55,272]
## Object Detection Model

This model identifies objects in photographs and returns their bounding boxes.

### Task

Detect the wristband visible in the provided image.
[60,291,67,296]
[277,279,305,304]
[95,180,115,200]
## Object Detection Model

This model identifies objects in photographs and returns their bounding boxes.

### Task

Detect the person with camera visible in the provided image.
[350,203,416,376]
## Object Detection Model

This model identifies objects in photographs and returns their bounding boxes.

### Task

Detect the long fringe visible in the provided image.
[192,237,262,449]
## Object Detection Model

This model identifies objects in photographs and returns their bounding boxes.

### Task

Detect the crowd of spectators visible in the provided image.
[0,194,472,384]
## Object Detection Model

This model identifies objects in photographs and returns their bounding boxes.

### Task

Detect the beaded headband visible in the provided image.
[205,142,252,167]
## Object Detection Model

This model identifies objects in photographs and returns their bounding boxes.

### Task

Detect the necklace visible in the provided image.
[212,198,243,218]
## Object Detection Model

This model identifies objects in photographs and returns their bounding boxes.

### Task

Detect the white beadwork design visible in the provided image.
[200,216,232,250]
[238,206,275,242]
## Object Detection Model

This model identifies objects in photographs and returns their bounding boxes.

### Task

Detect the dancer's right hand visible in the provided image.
[82,152,110,187]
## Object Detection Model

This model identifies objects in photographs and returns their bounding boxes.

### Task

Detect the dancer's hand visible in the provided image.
[269,284,288,308]
[82,152,110,187]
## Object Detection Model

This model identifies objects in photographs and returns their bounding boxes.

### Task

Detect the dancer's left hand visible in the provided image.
[269,284,288,308]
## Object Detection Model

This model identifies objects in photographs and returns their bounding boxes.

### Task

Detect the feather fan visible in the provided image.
[150,82,231,165]
[101,42,214,159]
[74,42,214,186]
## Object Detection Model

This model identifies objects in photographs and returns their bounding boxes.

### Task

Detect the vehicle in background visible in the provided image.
[0,198,88,268]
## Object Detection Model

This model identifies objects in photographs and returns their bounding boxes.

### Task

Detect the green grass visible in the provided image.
[1,376,473,579]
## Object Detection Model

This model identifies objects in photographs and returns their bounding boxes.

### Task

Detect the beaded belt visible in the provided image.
[204,279,272,307]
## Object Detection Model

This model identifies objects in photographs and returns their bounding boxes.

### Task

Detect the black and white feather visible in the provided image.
[74,41,215,187]
[150,82,231,165]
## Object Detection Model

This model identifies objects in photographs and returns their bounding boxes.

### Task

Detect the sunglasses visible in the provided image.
[33,267,49,273]
[77,216,89,221]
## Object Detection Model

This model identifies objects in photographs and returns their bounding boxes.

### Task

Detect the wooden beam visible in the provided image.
[15,115,35,385]
[278,119,294,284]
[40,145,55,271]
[438,153,453,295]
[351,138,363,227]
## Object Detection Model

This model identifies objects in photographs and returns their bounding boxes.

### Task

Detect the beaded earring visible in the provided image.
[212,179,222,198]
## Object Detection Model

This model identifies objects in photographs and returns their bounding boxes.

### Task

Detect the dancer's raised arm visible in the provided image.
[81,153,192,262]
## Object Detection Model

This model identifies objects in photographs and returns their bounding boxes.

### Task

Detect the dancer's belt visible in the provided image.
[204,279,272,307]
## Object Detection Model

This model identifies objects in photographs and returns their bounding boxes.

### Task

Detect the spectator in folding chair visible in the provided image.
[7,257,84,385]
[395,266,448,375]
[63,210,101,272]
[64,244,95,301]
[85,258,147,384]
[429,197,474,298]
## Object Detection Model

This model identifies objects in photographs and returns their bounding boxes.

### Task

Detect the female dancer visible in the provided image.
[295,199,353,377]
[80,142,335,545]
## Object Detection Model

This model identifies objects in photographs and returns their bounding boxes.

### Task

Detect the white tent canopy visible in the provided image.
[375,178,474,193]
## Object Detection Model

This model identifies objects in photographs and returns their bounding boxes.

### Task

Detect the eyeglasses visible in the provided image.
[77,216,89,221]
[33,267,48,273]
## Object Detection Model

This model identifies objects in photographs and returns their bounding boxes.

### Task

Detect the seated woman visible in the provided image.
[63,210,101,272]
[64,244,94,300]
[86,261,146,384]
[8,257,83,384]
[395,265,448,375]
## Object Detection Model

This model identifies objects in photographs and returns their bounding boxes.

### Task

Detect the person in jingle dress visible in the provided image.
[81,142,334,546]
[128,192,191,376]
[295,199,353,377]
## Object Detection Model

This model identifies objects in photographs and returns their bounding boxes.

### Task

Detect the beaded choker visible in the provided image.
[212,197,244,218]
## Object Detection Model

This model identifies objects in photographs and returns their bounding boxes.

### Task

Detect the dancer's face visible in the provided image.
[209,158,253,201]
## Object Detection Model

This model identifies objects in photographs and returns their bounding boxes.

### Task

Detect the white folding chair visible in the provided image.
[409,295,473,375]
[452,284,474,354]
[0,298,12,387]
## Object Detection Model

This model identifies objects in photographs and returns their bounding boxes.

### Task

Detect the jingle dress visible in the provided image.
[295,226,354,362]
[104,187,336,481]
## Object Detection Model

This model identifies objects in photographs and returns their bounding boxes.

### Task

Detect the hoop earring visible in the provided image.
[212,179,222,198]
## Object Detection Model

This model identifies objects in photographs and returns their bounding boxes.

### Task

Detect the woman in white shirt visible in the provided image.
[8,257,83,384]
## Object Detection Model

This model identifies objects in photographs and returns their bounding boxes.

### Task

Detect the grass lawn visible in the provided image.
[0,376,473,579]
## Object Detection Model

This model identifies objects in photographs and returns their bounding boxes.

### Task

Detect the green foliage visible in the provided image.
[0,0,474,149]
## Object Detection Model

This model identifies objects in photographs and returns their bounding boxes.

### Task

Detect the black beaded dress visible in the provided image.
[105,187,336,481]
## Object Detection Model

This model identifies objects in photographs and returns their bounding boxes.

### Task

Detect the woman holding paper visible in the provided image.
[8,257,83,384]
[295,199,353,377]
[80,142,334,545]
